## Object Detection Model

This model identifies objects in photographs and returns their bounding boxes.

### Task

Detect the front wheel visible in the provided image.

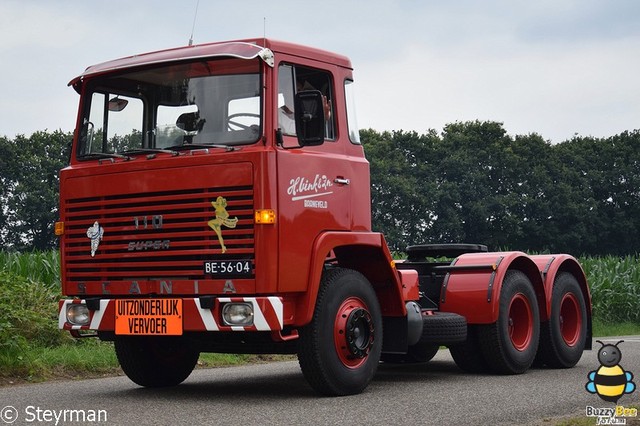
[298,268,382,396]
[115,336,199,387]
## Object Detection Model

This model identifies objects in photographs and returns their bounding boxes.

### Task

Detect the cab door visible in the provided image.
[275,62,353,293]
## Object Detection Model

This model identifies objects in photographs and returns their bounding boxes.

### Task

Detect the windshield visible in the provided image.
[78,58,261,157]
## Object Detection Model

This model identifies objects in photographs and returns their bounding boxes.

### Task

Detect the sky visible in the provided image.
[1,0,638,143]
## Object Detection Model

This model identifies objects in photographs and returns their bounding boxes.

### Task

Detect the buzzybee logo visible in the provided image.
[586,340,635,403]
[584,340,637,425]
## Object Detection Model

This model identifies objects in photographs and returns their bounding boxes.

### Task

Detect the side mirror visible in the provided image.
[176,111,206,134]
[295,90,325,146]
[108,96,128,112]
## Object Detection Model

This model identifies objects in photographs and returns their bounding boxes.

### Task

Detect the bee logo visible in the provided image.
[586,340,636,403]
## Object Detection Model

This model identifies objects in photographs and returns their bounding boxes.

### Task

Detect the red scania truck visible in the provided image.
[57,39,591,396]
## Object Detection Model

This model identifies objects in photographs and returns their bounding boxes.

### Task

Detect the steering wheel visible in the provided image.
[227,113,260,131]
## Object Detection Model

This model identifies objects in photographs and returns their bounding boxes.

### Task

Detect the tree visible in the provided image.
[1,125,637,256]
[1,131,72,250]
[553,131,640,255]
[0,136,16,246]
[363,122,640,256]
[363,129,439,252]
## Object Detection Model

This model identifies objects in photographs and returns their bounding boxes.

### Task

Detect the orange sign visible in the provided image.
[115,299,183,335]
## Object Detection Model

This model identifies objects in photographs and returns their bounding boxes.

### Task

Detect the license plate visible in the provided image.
[115,299,182,335]
[203,260,252,277]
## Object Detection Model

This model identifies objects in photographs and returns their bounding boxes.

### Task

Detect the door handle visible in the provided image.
[334,177,350,185]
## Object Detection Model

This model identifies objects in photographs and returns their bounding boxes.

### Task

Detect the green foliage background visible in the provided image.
[363,122,640,255]
[0,252,65,354]
[0,131,72,251]
[1,124,639,256]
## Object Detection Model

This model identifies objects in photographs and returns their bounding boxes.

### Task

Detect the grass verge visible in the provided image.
[0,340,118,386]
[3,318,637,386]
[0,339,295,386]
[592,318,640,337]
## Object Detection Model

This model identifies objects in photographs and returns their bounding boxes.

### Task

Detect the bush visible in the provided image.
[0,271,67,354]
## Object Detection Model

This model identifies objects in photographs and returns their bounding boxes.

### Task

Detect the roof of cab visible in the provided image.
[68,38,352,92]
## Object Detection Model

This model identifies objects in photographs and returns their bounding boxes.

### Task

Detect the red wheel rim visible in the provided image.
[559,293,581,346]
[508,293,533,351]
[334,297,374,369]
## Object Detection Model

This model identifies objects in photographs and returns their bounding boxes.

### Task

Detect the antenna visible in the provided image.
[188,0,200,46]
[263,17,267,46]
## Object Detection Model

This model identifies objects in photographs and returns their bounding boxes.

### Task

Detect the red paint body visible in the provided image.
[57,39,591,353]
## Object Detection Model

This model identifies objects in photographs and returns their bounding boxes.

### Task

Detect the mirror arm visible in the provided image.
[275,129,284,147]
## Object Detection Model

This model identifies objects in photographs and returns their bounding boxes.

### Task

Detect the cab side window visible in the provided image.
[278,65,296,136]
[277,64,335,140]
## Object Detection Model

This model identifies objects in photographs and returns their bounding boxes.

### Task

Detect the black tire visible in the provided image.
[381,311,465,364]
[449,325,490,373]
[115,336,199,387]
[536,273,588,368]
[298,268,382,396]
[420,311,467,345]
[381,343,439,364]
[478,270,540,374]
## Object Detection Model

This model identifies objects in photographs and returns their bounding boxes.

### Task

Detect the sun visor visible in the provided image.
[68,42,274,93]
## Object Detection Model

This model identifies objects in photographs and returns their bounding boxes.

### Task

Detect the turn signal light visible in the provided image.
[55,221,65,236]
[254,209,276,224]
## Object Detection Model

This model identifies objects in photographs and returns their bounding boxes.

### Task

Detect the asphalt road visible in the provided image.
[2,337,640,426]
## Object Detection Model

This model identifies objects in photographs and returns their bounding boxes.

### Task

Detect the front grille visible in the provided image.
[62,185,254,281]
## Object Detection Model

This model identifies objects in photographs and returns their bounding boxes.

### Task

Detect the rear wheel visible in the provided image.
[115,336,199,387]
[449,325,489,373]
[478,270,540,374]
[536,273,587,368]
[382,311,466,364]
[298,268,382,396]
[382,343,439,364]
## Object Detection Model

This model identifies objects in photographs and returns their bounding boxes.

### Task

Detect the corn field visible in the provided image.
[580,255,640,323]
[0,251,60,289]
[0,251,639,323]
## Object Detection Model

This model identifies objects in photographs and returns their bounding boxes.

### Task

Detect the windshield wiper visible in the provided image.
[121,148,180,157]
[166,143,238,152]
[79,152,132,161]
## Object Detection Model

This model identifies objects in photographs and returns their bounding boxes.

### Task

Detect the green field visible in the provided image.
[1,251,639,383]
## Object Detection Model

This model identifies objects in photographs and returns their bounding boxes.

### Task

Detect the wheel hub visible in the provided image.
[345,308,374,358]
[507,293,533,352]
[559,293,581,346]
[334,298,375,368]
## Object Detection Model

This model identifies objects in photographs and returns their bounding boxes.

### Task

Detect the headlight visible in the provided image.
[222,303,254,326]
[66,304,90,326]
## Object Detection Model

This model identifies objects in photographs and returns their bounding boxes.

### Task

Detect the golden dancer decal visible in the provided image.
[208,196,238,253]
